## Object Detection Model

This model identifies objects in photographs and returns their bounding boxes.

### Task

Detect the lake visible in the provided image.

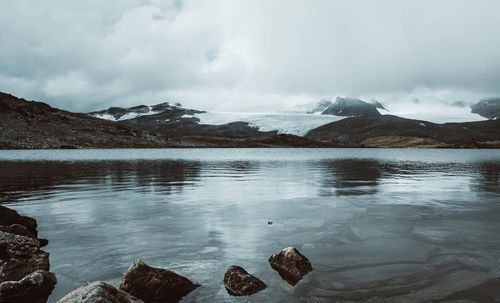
[1,148,500,302]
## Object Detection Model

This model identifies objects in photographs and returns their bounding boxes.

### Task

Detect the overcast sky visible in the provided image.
[1,0,500,113]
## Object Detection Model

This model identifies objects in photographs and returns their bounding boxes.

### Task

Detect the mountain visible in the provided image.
[0,92,170,149]
[306,115,500,147]
[321,97,381,117]
[90,103,345,137]
[471,98,500,120]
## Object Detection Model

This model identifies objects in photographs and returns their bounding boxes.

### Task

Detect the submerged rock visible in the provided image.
[268,247,312,286]
[0,206,38,237]
[0,270,56,303]
[57,281,143,303]
[223,265,266,296]
[0,231,50,282]
[120,259,199,303]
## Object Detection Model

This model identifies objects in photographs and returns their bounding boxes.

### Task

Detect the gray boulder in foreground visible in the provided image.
[223,265,266,296]
[0,270,56,303]
[57,281,143,303]
[268,247,312,286]
[120,259,199,303]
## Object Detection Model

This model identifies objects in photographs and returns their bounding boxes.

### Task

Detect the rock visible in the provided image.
[0,224,36,239]
[0,224,48,247]
[38,238,49,247]
[0,270,56,303]
[0,231,50,283]
[223,265,266,296]
[57,281,143,303]
[268,247,312,286]
[0,206,38,237]
[119,259,199,303]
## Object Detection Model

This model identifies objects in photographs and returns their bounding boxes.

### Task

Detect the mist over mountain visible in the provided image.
[471,98,500,120]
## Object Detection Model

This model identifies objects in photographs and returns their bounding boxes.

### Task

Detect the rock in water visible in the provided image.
[0,270,56,303]
[223,265,266,296]
[120,259,199,303]
[57,281,143,303]
[268,247,312,286]
[0,231,50,282]
[0,206,38,237]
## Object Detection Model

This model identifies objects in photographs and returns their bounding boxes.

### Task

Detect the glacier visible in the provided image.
[187,112,346,136]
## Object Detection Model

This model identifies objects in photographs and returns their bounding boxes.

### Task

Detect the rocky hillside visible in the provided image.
[0,92,169,149]
[92,103,279,138]
[306,115,500,146]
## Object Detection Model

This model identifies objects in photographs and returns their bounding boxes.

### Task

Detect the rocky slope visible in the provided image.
[306,115,500,146]
[0,92,169,149]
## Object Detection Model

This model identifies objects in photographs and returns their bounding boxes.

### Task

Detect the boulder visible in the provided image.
[0,270,56,303]
[0,224,36,239]
[268,247,312,286]
[57,281,143,303]
[0,224,48,247]
[0,206,38,237]
[120,259,199,303]
[0,231,50,283]
[223,265,266,296]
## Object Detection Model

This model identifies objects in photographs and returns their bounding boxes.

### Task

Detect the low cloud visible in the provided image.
[1,0,499,113]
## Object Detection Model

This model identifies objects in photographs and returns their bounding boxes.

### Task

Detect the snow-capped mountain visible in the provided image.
[89,103,346,136]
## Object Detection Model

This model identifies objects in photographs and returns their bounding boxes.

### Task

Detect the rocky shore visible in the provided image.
[0,205,314,303]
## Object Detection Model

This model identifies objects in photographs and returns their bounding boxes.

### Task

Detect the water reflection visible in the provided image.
[1,149,500,302]
[317,160,382,196]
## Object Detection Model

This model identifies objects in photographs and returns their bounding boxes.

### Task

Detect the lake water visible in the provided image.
[1,148,500,302]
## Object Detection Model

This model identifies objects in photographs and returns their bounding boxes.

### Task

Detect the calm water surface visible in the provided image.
[1,148,500,302]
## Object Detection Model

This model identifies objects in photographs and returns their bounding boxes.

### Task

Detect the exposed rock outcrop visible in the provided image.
[57,281,143,303]
[0,270,56,303]
[321,97,381,117]
[120,259,199,303]
[223,265,266,296]
[268,247,312,286]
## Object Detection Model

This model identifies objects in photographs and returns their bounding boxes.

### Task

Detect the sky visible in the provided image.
[1,0,500,116]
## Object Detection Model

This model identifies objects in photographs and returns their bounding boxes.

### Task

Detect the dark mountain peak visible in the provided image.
[471,98,500,120]
[321,97,381,117]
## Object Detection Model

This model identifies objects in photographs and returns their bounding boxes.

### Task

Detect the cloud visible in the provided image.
[1,0,500,113]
